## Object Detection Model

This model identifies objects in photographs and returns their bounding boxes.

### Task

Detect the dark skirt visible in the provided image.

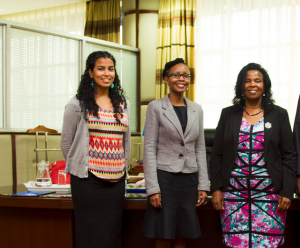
[142,169,201,239]
[71,171,125,248]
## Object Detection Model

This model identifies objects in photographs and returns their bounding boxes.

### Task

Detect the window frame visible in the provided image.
[0,19,139,132]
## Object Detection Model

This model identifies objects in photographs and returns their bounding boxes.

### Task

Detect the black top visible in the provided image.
[173,106,187,133]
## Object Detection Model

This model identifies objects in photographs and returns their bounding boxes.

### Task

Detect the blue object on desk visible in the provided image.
[127,189,147,193]
[10,191,55,197]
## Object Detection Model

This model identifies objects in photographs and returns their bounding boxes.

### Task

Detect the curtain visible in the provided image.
[195,0,300,128]
[156,0,196,101]
[84,0,120,43]
[0,2,86,36]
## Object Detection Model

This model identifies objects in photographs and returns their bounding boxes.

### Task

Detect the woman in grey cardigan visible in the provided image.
[142,58,209,248]
[61,51,130,248]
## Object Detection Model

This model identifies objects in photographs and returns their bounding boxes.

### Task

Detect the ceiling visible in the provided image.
[0,0,85,15]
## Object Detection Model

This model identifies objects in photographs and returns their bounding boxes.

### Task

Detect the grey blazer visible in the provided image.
[60,96,131,178]
[143,94,209,196]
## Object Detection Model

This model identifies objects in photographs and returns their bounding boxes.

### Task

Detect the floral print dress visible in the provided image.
[221,117,286,248]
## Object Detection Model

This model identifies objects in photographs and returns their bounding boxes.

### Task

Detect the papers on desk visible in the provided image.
[125,193,147,198]
[24,182,71,193]
[126,182,147,197]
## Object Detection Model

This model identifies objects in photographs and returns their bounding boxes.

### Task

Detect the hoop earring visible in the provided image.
[91,79,94,88]
[110,83,114,89]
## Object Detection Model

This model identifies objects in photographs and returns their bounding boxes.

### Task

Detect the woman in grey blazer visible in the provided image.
[142,58,210,248]
[61,51,130,248]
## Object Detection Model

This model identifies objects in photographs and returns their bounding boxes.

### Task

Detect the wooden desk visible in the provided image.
[1,190,300,248]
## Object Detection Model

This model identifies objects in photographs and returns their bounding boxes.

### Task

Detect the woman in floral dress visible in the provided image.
[210,63,296,247]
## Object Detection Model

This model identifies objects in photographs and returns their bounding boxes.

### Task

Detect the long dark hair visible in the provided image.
[232,63,275,112]
[76,51,127,123]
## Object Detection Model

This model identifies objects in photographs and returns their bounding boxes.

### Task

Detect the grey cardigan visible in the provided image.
[60,96,131,178]
[143,94,210,196]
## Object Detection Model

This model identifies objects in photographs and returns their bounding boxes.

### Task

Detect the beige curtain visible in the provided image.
[0,2,86,35]
[84,0,120,43]
[156,0,196,101]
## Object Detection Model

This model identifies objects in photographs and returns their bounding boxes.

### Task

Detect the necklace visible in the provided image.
[243,107,263,116]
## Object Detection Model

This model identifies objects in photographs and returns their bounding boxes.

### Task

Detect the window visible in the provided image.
[196,0,300,128]
[9,28,79,130]
[0,25,3,128]
[0,19,138,132]
[121,50,137,132]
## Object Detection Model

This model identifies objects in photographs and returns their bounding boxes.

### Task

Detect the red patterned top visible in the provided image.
[87,105,128,181]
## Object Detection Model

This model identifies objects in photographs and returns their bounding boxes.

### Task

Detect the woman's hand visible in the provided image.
[196,191,207,207]
[149,193,162,208]
[212,189,224,211]
[278,196,291,211]
[295,176,300,198]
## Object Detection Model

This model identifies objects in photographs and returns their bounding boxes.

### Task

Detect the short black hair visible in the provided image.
[162,58,188,78]
[232,62,275,111]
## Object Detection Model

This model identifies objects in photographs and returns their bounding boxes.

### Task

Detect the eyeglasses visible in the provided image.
[167,73,191,79]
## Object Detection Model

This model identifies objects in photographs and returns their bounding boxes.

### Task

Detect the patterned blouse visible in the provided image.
[87,104,128,181]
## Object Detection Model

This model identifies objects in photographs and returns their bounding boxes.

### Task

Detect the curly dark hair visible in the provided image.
[232,63,275,111]
[162,58,189,78]
[76,51,127,123]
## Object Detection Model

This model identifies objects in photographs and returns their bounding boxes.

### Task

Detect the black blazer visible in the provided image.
[210,104,297,200]
[294,95,300,175]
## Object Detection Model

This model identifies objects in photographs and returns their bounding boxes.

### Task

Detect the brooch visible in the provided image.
[265,122,272,129]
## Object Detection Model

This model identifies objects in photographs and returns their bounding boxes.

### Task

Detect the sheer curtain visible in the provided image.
[195,0,300,128]
[0,2,86,35]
